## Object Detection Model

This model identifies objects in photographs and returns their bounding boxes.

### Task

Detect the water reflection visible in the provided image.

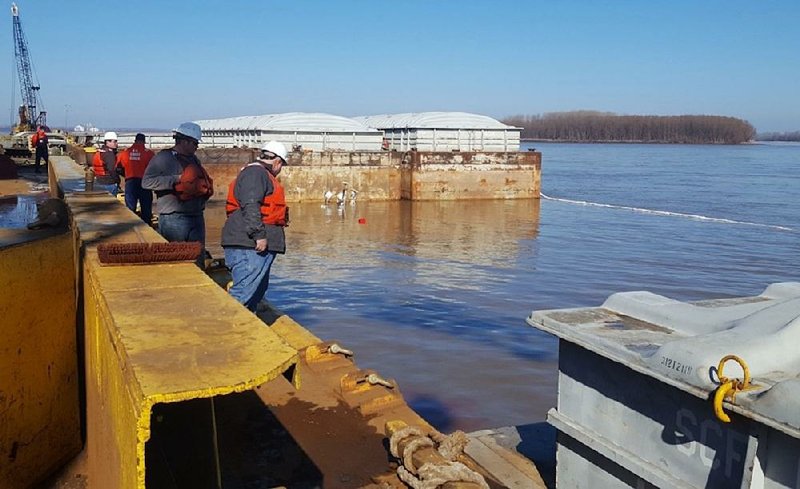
[0,194,45,228]
[208,199,540,279]
[204,198,555,432]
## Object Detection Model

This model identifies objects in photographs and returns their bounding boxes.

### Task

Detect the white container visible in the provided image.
[527,283,800,488]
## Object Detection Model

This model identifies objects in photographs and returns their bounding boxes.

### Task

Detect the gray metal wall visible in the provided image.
[199,130,383,151]
[383,128,520,151]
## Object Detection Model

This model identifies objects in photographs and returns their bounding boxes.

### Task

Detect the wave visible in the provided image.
[541,193,795,232]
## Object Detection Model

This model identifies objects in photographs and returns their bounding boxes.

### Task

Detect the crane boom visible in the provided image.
[11,2,46,132]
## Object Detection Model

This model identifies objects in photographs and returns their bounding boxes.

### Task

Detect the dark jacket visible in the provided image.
[221,163,286,253]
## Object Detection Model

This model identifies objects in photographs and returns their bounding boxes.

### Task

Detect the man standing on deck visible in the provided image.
[222,141,289,311]
[142,122,213,266]
[92,131,121,195]
[117,133,155,224]
[31,125,48,174]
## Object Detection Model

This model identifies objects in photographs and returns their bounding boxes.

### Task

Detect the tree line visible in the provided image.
[502,111,756,144]
[757,131,800,142]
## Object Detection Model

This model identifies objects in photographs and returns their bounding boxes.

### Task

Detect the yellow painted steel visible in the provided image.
[268,313,322,349]
[0,229,80,488]
[54,157,299,489]
[717,354,751,389]
[712,355,752,424]
[713,381,735,423]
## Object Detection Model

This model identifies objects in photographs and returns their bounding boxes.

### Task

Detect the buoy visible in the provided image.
[358,218,366,224]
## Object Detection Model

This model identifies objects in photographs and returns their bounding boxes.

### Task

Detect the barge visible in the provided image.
[8,150,792,488]
[527,283,800,488]
[1,155,546,488]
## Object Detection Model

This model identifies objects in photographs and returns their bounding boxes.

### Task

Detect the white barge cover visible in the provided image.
[354,112,521,152]
[527,282,800,438]
[195,112,382,150]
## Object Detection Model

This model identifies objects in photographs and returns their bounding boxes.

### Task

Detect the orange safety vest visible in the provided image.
[117,143,154,179]
[225,163,288,226]
[31,129,47,147]
[174,155,214,201]
[92,147,114,176]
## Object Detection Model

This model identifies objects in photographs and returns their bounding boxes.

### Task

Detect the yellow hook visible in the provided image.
[713,380,735,423]
[716,354,751,389]
[712,355,751,423]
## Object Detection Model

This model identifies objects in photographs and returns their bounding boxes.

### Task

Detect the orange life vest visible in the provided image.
[31,129,47,147]
[117,143,154,179]
[174,155,214,201]
[225,163,288,226]
[92,147,114,176]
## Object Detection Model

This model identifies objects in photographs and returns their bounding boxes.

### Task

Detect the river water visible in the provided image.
[190,142,799,432]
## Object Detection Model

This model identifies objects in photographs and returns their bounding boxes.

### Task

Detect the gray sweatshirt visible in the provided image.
[142,149,207,215]
[221,163,286,253]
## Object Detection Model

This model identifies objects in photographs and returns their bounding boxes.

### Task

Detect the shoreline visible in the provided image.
[520,138,762,145]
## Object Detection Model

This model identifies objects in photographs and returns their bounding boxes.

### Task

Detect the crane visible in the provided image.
[11,2,46,133]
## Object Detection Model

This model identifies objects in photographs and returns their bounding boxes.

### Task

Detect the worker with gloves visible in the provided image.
[92,131,121,195]
[142,122,213,266]
[222,141,289,311]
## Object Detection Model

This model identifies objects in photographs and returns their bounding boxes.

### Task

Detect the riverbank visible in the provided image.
[521,138,759,145]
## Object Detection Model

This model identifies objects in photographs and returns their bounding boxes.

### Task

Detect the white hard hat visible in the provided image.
[103,131,118,141]
[260,141,288,164]
[174,122,202,142]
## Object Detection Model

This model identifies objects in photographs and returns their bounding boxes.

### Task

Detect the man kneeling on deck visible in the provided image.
[222,141,289,311]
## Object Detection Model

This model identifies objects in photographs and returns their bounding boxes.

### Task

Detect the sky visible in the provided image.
[2,0,799,132]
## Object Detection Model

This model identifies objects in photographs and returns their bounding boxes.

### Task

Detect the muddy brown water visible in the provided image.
[9,142,793,439]
[204,198,558,434]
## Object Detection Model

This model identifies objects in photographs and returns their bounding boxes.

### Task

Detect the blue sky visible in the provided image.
[3,0,799,132]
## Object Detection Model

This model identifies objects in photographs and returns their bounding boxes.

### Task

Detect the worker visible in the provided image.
[222,141,289,311]
[116,133,155,223]
[142,122,213,266]
[92,131,121,195]
[31,125,48,174]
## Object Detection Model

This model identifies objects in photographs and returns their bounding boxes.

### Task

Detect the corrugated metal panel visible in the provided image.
[195,112,380,134]
[354,112,520,130]
[194,113,383,150]
[383,127,520,151]
[199,131,382,151]
[356,112,521,151]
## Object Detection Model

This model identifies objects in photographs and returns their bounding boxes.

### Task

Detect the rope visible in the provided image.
[402,436,435,473]
[397,461,490,489]
[390,426,488,488]
[431,430,468,461]
[390,426,425,458]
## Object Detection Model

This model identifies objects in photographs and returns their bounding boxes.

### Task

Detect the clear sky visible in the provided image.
[3,0,799,132]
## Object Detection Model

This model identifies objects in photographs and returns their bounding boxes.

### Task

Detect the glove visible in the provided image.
[115,165,125,177]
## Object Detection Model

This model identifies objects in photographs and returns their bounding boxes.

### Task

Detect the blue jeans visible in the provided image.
[158,213,205,244]
[101,183,119,196]
[158,213,205,266]
[124,178,153,224]
[224,247,277,312]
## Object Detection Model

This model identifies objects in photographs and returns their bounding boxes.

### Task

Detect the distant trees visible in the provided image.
[503,111,756,144]
[757,131,800,142]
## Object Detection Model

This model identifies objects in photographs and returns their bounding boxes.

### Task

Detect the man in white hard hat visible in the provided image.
[91,131,121,195]
[221,141,289,311]
[142,122,214,266]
